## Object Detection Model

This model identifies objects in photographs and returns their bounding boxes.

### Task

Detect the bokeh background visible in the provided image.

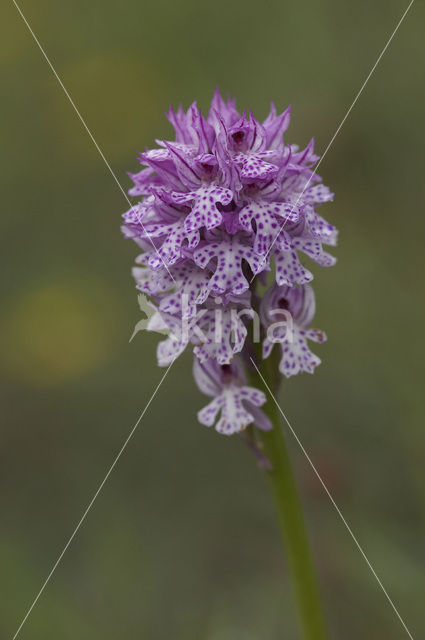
[1,0,424,638]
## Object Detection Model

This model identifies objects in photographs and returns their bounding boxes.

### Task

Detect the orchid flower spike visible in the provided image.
[122,90,337,435]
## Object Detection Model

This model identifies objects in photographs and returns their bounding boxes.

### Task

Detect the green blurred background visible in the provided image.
[1,0,424,638]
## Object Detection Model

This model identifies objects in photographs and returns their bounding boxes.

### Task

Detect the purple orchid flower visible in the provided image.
[123,89,336,435]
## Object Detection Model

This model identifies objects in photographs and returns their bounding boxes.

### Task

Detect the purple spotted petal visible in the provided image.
[194,308,247,364]
[171,184,233,234]
[239,201,299,255]
[194,234,264,295]
[198,384,267,435]
[274,248,313,286]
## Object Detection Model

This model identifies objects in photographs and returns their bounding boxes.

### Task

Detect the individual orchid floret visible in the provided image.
[194,358,272,435]
[193,231,264,296]
[260,283,327,377]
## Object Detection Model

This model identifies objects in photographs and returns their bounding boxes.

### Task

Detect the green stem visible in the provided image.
[250,358,328,640]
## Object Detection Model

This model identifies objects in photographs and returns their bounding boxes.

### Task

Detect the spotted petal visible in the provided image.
[194,235,264,295]
[156,314,191,366]
[198,385,267,435]
[277,328,324,377]
[194,308,247,364]
[304,184,334,204]
[291,237,337,267]
[274,248,313,286]
[303,206,338,246]
[263,325,325,377]
[239,201,299,255]
[171,184,233,233]
[145,219,199,269]
[236,154,279,181]
[159,264,210,319]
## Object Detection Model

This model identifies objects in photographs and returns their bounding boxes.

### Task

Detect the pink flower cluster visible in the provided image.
[122,90,337,435]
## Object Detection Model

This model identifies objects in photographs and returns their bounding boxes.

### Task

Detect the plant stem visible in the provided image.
[250,358,328,640]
